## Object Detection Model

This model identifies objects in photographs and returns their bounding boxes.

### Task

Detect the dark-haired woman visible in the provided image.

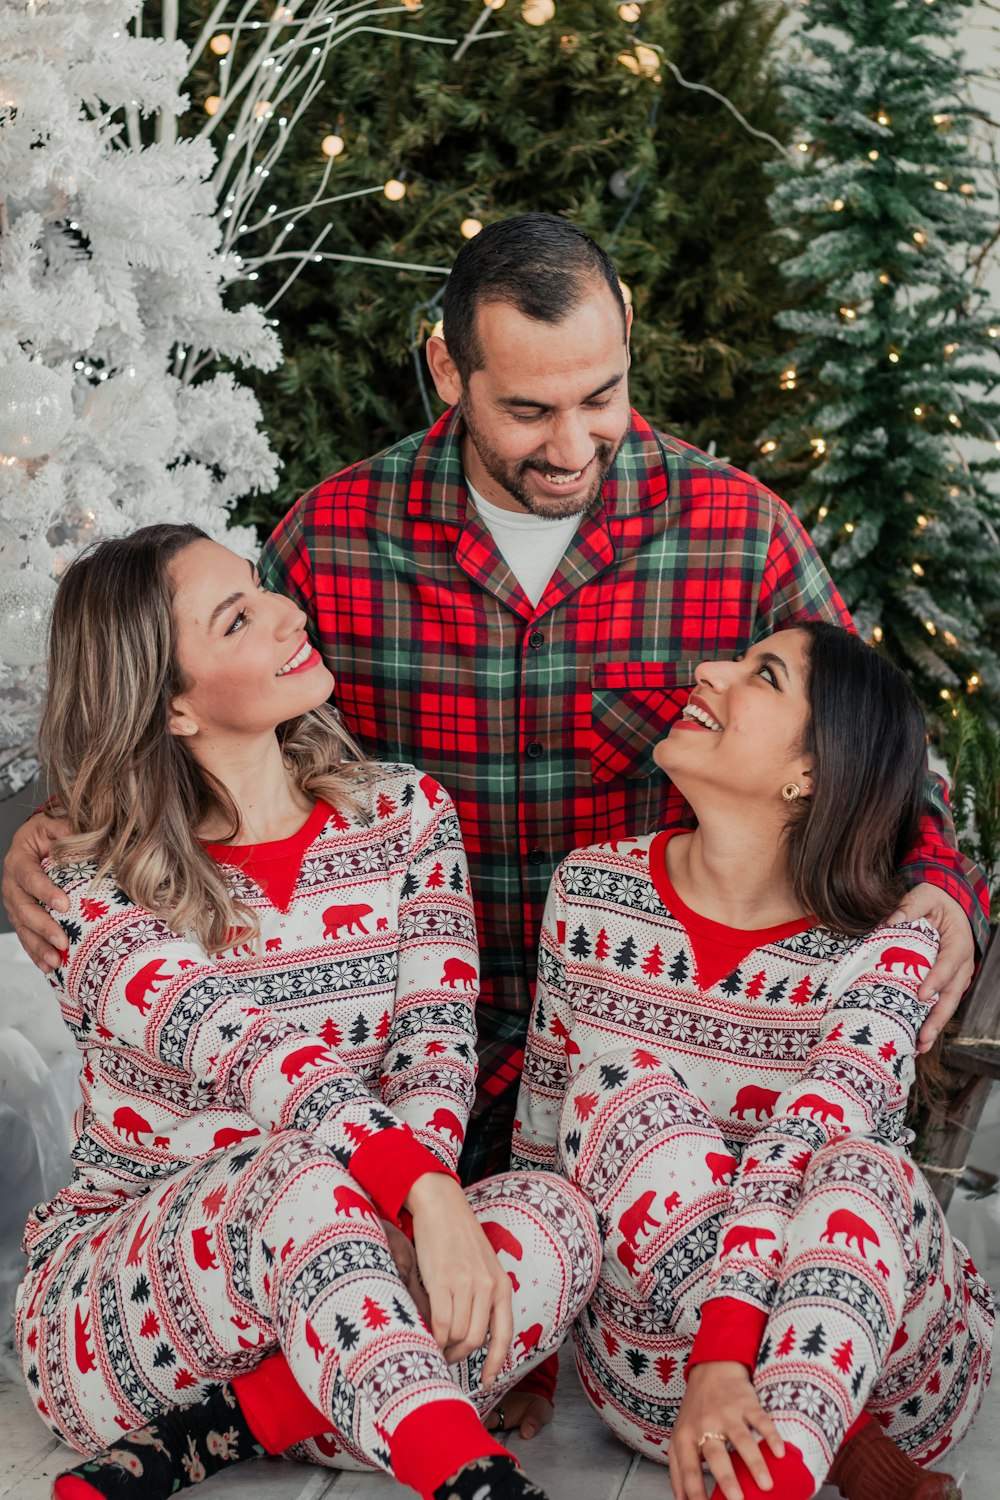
[16,525,600,1500]
[513,625,993,1500]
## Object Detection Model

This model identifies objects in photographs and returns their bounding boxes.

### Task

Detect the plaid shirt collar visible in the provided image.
[408,406,672,621]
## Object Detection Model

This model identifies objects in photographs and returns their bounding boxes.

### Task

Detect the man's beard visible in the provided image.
[462,406,623,520]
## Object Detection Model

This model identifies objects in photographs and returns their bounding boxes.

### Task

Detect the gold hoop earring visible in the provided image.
[781,782,801,802]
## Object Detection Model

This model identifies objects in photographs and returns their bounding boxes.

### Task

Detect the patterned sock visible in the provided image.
[434,1453,550,1500]
[827,1421,962,1500]
[52,1383,265,1500]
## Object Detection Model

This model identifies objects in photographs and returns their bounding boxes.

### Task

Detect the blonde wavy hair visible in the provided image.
[39,523,372,952]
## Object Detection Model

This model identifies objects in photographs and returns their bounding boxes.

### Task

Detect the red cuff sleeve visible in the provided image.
[687,1298,768,1377]
[513,1351,558,1403]
[349,1126,457,1221]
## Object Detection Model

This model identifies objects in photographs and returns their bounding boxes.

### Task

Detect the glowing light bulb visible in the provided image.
[383,178,407,201]
[322,134,345,157]
[933,113,951,126]
[844,522,855,534]
[204,95,221,115]
[817,506,829,519]
[461,217,483,239]
[968,674,981,689]
[888,351,899,363]
[872,626,884,643]
[926,621,938,635]
[917,514,928,527]
[912,563,925,576]
[868,150,879,161]
[879,273,891,285]
[988,326,999,338]
[876,111,890,126]
[944,342,959,356]
[948,412,961,427]
[959,183,976,195]
[913,230,926,244]
[619,0,641,17]
[913,406,924,417]
[522,0,554,21]
[484,0,505,8]
[760,440,777,455]
[943,630,958,646]
[934,180,948,191]
[831,198,845,211]
[797,141,809,153]
[209,33,231,55]
[810,438,827,455]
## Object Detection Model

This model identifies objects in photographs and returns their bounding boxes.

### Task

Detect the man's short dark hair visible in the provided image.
[441,213,627,384]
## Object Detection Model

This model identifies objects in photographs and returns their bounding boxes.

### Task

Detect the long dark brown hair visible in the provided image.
[787,621,927,936]
[39,524,371,952]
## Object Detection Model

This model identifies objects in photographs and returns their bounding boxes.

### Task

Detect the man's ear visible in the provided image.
[624,302,634,366]
[426,334,463,407]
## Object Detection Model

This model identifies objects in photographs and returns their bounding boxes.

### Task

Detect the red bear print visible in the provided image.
[322,903,373,939]
[721,1224,777,1257]
[427,1107,464,1144]
[481,1221,524,1291]
[332,1186,380,1223]
[419,775,444,808]
[705,1151,738,1185]
[281,1043,335,1083]
[618,1190,661,1248]
[730,1085,780,1121]
[663,1192,681,1214]
[515,1324,543,1356]
[113,1106,153,1144]
[191,1226,218,1270]
[789,1093,845,1125]
[441,958,477,990]
[820,1209,880,1259]
[124,958,175,1015]
[212,1126,261,1151]
[877,945,931,979]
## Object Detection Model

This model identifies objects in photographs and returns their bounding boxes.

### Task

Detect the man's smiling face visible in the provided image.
[429,281,633,520]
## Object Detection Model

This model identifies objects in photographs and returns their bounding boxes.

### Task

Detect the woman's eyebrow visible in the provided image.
[757,649,790,681]
[208,561,255,628]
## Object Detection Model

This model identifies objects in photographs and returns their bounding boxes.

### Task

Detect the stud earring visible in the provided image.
[781,782,801,802]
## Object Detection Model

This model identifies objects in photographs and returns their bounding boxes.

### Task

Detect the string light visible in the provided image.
[522,0,555,21]
[948,412,961,427]
[913,230,926,244]
[618,44,660,75]
[797,141,809,153]
[483,0,505,9]
[810,437,827,455]
[868,150,879,161]
[209,33,232,55]
[383,178,407,201]
[760,439,777,454]
[461,217,484,239]
[888,350,900,363]
[917,514,928,527]
[879,273,891,285]
[926,620,937,634]
[943,630,958,646]
[872,625,884,642]
[204,95,221,115]
[619,1,641,17]
[968,674,981,690]
[876,110,890,126]
[987,326,999,338]
[839,306,857,321]
[934,179,949,191]
[959,183,976,195]
[780,366,796,390]
[933,113,951,127]
[844,522,855,533]
[940,689,952,701]
[913,405,924,417]
[913,563,926,576]
[831,198,845,211]
[949,485,961,497]
[944,342,959,356]
[817,505,829,519]
[321,134,345,158]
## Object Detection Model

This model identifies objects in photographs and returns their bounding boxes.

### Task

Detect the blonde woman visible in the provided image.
[18,524,599,1500]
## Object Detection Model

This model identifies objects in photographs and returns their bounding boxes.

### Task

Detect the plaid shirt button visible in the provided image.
[528,630,544,649]
[527,849,545,866]
[526,741,543,759]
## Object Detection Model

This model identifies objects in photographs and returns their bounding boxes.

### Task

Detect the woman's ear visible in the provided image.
[798,761,814,798]
[168,697,198,738]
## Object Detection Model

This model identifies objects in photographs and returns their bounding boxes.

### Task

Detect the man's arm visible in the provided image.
[2,811,72,969]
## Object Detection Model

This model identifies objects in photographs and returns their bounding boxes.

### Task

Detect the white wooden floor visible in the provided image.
[3,1350,997,1500]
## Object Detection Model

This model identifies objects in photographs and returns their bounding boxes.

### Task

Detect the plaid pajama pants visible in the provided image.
[17,1131,601,1471]
[557,1048,993,1493]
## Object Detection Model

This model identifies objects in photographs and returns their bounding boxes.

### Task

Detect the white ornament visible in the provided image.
[0,361,73,459]
[0,567,57,667]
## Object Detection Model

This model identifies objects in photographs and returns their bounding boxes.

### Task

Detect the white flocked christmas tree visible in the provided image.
[0,0,283,793]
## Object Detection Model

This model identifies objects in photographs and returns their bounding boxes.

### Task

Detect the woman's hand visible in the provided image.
[405,1173,514,1388]
[891,885,973,1052]
[485,1390,554,1440]
[381,1218,433,1327]
[669,1362,784,1500]
[1,811,71,970]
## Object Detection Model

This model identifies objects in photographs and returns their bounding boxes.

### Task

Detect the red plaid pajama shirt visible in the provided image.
[260,406,988,1177]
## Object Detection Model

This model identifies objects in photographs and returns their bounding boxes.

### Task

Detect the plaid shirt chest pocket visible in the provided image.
[590,660,697,783]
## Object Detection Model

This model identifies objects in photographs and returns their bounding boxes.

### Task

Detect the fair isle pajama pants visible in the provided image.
[17,1131,601,1477]
[555,1049,994,1489]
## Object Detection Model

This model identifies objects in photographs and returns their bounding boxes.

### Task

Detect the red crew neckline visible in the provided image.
[201,800,334,912]
[649,829,815,991]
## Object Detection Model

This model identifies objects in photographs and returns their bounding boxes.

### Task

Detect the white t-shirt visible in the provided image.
[467,480,581,608]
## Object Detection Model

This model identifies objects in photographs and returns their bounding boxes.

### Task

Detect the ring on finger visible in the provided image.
[697,1431,727,1452]
[494,1405,506,1433]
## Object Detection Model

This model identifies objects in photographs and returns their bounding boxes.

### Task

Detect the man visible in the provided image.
[4,215,985,1186]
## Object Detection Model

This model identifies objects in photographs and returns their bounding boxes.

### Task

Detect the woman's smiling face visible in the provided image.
[654,629,814,809]
[168,538,333,742]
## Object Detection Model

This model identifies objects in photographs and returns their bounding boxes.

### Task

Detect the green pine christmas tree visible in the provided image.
[179,0,798,528]
[761,0,1000,716]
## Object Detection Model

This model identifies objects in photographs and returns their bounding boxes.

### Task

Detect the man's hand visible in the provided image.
[405,1173,513,1388]
[485,1391,553,1440]
[2,811,71,970]
[669,1361,783,1500]
[891,884,975,1053]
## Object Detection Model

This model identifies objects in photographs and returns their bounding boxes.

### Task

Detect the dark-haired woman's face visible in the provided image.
[654,630,813,809]
[167,539,334,743]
